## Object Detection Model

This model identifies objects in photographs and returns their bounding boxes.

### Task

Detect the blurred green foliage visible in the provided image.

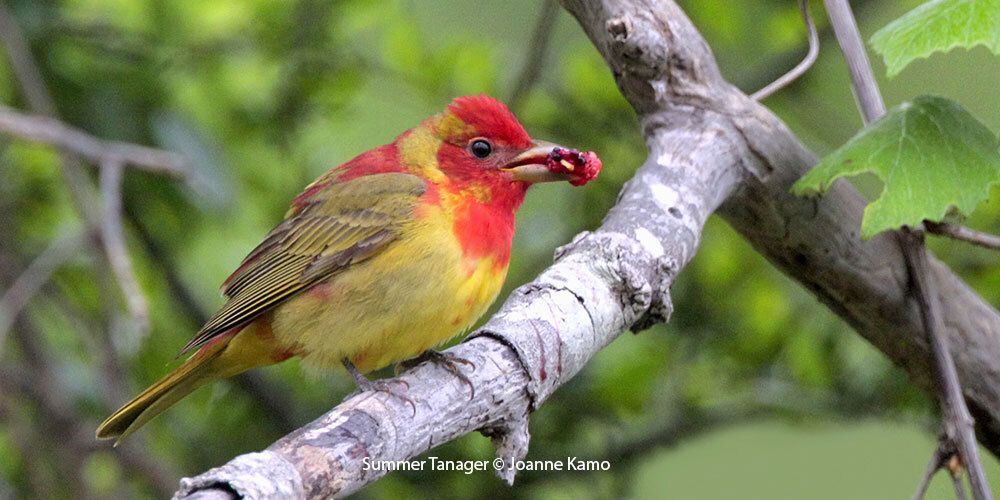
[0,0,997,498]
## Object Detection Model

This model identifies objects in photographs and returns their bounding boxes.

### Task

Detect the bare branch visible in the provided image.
[821,0,885,122]
[751,0,819,101]
[0,8,180,495]
[925,221,1000,251]
[508,0,560,111]
[913,438,960,500]
[99,159,150,334]
[0,2,102,225]
[0,5,183,177]
[0,3,167,341]
[0,3,55,116]
[900,228,992,499]
[0,105,186,176]
[822,0,991,498]
[0,231,86,354]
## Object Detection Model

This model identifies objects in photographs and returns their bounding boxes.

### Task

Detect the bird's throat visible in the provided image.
[438,181,526,272]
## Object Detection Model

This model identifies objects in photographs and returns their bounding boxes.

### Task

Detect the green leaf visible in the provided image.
[791,96,1000,238]
[871,0,1000,77]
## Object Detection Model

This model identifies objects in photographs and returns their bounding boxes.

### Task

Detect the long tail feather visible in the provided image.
[96,339,228,444]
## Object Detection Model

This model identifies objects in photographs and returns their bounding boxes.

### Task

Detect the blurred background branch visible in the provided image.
[507,0,560,112]
[0,230,84,353]
[0,106,186,176]
[751,0,818,101]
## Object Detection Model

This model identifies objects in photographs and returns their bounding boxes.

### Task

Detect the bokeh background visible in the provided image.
[1,0,998,498]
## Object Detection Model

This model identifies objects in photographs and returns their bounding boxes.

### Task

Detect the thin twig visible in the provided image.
[900,228,991,499]
[751,0,819,101]
[0,3,55,116]
[0,3,102,225]
[924,221,1000,251]
[0,3,159,337]
[822,0,885,123]
[913,438,954,500]
[99,159,149,335]
[822,1,991,498]
[0,105,186,176]
[0,231,86,354]
[507,0,559,111]
[952,463,970,500]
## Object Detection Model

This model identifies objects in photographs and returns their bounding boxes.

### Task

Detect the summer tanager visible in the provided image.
[96,95,601,441]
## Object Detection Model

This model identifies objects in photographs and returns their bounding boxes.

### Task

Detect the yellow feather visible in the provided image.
[270,199,507,373]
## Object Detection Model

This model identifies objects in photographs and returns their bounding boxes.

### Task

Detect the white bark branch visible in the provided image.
[174,0,1000,498]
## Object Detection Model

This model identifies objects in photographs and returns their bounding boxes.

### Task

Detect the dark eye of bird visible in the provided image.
[470,139,492,159]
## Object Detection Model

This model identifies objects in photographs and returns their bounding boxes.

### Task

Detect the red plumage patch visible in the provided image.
[290,144,403,209]
[448,191,521,270]
[334,144,404,181]
[447,95,532,149]
[434,138,528,270]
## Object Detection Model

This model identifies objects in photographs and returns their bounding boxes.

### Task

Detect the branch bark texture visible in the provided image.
[175,0,1000,497]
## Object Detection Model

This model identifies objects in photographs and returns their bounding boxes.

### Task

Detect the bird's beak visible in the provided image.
[501,140,570,183]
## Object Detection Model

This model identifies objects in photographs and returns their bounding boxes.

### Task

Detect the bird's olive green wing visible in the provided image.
[180,172,427,353]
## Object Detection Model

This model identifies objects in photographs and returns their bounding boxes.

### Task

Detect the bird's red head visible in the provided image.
[396,94,601,194]
[389,95,602,270]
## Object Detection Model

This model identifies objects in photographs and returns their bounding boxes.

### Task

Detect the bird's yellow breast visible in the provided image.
[267,200,508,373]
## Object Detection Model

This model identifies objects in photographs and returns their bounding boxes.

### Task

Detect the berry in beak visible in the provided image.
[503,140,602,186]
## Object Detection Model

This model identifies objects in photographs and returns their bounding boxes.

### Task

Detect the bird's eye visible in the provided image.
[470,139,492,159]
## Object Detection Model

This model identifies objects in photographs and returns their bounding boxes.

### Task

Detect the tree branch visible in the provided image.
[174,0,1000,497]
[0,231,85,355]
[821,0,991,498]
[99,159,150,335]
[750,0,819,101]
[0,105,186,176]
[924,221,1000,251]
[901,228,990,499]
[507,0,560,111]
[821,0,884,122]
[0,3,180,343]
[913,437,966,500]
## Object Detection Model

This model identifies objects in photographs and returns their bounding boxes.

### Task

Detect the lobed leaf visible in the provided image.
[792,96,1000,238]
[870,0,1000,77]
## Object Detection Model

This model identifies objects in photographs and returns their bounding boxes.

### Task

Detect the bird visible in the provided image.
[96,94,602,442]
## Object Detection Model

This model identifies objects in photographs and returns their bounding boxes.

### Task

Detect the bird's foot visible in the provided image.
[342,358,415,414]
[396,349,475,399]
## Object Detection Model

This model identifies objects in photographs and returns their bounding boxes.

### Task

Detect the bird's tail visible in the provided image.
[96,331,248,443]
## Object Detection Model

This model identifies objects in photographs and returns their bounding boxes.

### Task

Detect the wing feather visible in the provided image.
[181,172,427,353]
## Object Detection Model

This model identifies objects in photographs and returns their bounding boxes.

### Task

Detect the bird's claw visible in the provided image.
[348,378,415,415]
[343,358,415,414]
[396,350,476,399]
